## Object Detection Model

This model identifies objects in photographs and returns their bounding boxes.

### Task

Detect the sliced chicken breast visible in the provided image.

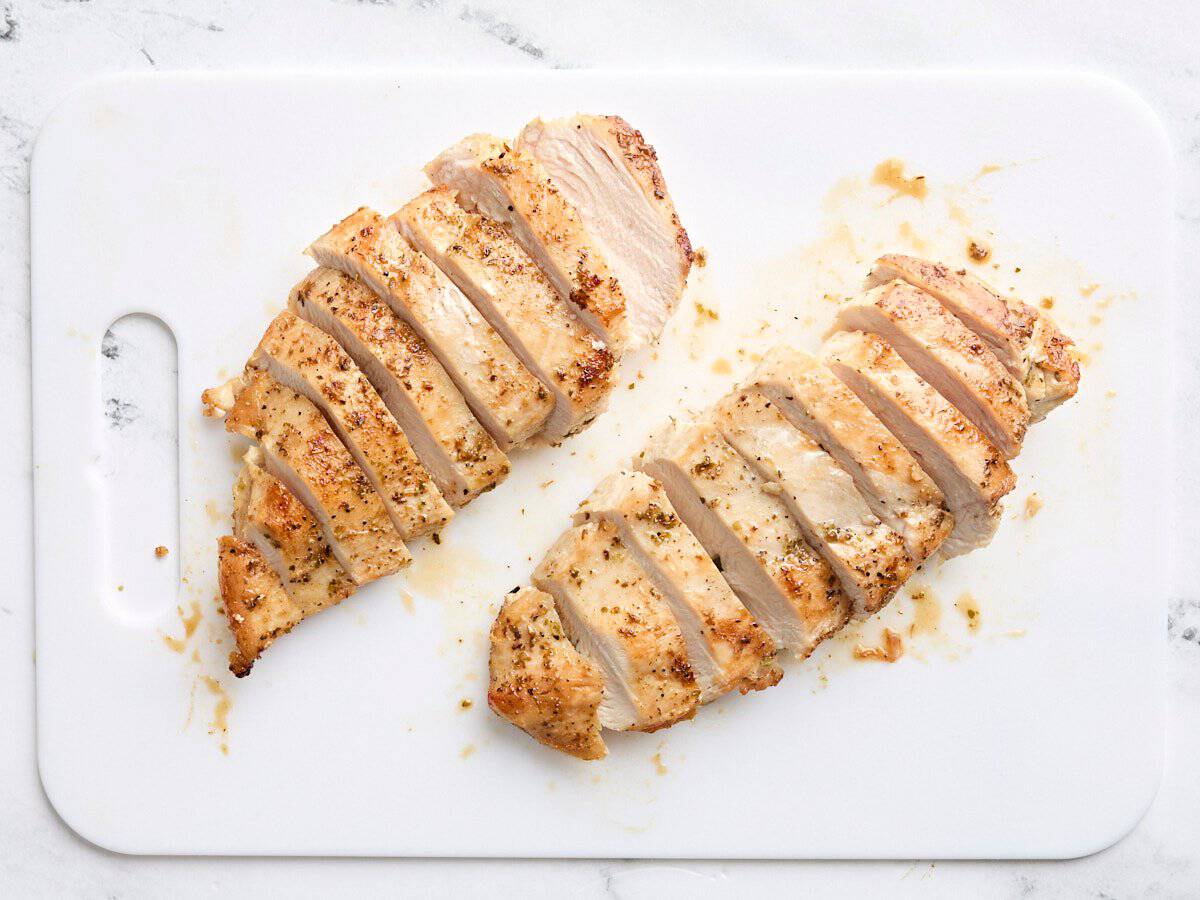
[233,449,356,618]
[217,536,302,677]
[638,420,850,659]
[573,470,780,702]
[746,345,952,562]
[250,310,453,539]
[488,586,607,761]
[425,135,629,350]
[223,371,411,584]
[517,115,693,347]
[869,255,1080,420]
[822,330,1016,558]
[306,207,553,449]
[715,391,915,617]
[533,520,700,732]
[289,267,509,505]
[833,280,1030,457]
[1025,313,1083,422]
[397,187,615,439]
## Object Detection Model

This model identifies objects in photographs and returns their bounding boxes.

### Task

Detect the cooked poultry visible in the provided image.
[307,207,553,450]
[223,451,357,676]
[822,330,1015,558]
[425,134,629,350]
[532,520,700,732]
[217,537,303,678]
[220,370,411,584]
[206,113,693,676]
[833,279,1030,457]
[638,420,850,659]
[715,390,915,617]
[868,254,1079,420]
[250,310,453,539]
[289,267,509,505]
[207,114,696,676]
[397,187,615,440]
[517,115,693,347]
[747,345,952,562]
[573,470,780,702]
[488,587,607,761]
[490,249,1079,760]
[232,448,356,617]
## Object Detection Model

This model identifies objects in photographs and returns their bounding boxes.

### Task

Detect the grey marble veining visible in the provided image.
[4,1,1199,896]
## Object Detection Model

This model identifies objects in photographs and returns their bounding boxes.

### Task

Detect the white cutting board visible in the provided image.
[32,71,1171,858]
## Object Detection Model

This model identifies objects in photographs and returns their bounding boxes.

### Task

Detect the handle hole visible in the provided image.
[99,314,180,623]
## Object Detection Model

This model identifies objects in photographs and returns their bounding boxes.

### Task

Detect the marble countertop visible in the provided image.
[3,1,1198,896]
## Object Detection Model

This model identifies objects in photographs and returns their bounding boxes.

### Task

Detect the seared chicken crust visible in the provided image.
[233,449,356,618]
[251,310,453,539]
[217,536,303,678]
[488,587,607,761]
[224,371,411,584]
[747,344,952,563]
[425,135,630,350]
[308,207,553,449]
[834,279,1030,458]
[533,521,700,732]
[869,254,1080,420]
[290,267,509,505]
[398,187,615,439]
[823,330,1015,557]
[639,420,849,659]
[574,470,780,701]
[517,115,692,347]
[716,390,916,618]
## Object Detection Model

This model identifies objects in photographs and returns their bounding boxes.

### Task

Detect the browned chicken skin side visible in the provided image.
[638,420,850,660]
[715,390,916,618]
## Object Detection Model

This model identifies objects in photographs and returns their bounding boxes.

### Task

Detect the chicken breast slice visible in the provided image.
[217,536,303,677]
[517,115,693,347]
[425,135,629,350]
[289,267,509,506]
[746,344,952,562]
[833,280,1030,458]
[869,255,1080,420]
[221,371,411,584]
[822,330,1016,558]
[533,520,700,732]
[488,586,607,761]
[715,390,915,617]
[306,207,552,449]
[250,310,453,539]
[573,470,780,702]
[638,420,850,659]
[397,187,616,440]
[232,448,356,618]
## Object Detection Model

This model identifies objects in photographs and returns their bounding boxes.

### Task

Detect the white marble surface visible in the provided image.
[3,1,1199,896]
